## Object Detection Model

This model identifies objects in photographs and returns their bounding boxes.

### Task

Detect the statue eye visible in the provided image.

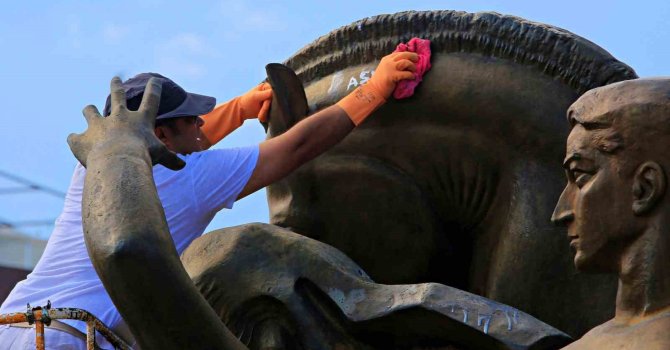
[573,171,592,188]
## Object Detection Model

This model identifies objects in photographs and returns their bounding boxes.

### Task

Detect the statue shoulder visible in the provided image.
[563,314,670,349]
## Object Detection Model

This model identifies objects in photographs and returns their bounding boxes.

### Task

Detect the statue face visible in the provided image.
[552,122,636,272]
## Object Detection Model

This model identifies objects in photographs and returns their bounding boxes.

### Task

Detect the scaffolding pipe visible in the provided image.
[0,303,132,350]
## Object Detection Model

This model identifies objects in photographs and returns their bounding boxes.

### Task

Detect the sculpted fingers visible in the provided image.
[82,105,102,126]
[67,133,88,167]
[160,152,186,171]
[109,77,127,115]
[71,105,102,167]
[150,145,186,171]
[138,77,162,124]
[66,133,82,152]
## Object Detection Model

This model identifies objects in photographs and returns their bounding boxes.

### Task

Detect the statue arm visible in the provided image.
[67,77,246,350]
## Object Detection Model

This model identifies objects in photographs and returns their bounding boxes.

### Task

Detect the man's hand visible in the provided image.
[337,51,418,125]
[199,82,273,148]
[67,77,184,170]
[367,51,418,99]
[239,82,273,122]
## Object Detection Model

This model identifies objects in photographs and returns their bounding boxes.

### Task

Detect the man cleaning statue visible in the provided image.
[0,50,418,349]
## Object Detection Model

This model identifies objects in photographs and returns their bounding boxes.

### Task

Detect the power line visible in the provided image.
[0,218,56,228]
[0,170,65,198]
[0,169,65,236]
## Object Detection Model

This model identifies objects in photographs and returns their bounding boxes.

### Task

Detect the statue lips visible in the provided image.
[568,224,579,249]
[569,236,580,250]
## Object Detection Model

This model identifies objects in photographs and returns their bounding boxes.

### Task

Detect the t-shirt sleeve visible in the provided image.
[188,145,259,214]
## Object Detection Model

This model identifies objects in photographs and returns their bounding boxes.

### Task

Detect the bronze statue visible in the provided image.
[262,10,636,337]
[552,78,670,350]
[66,9,652,350]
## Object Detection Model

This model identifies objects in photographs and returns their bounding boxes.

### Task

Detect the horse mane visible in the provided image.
[284,10,637,94]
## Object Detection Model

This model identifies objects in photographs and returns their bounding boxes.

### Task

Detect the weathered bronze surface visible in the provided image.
[552,78,670,350]
[182,223,572,350]
[264,10,637,337]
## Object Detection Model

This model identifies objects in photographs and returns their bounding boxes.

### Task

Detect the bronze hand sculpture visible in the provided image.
[68,77,245,350]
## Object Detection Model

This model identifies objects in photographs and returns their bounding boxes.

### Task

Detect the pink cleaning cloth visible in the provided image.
[392,38,432,99]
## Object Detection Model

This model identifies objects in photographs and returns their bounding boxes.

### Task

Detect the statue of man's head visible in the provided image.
[552,78,670,273]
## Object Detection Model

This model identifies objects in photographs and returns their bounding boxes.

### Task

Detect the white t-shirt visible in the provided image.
[0,146,259,348]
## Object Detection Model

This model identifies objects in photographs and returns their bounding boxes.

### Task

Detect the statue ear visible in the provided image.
[263,63,309,137]
[632,161,666,215]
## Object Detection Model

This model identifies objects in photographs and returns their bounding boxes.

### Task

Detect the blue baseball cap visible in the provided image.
[103,72,216,120]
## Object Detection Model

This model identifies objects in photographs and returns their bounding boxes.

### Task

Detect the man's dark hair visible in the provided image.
[155,118,181,134]
[154,115,199,136]
[285,10,637,94]
[125,93,191,135]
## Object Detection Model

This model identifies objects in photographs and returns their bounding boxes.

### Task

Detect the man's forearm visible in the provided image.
[238,105,353,199]
[278,104,354,169]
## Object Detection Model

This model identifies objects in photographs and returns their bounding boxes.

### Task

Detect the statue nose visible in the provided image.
[551,187,574,226]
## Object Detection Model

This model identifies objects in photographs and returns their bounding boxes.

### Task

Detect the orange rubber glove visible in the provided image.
[200,83,273,147]
[336,51,418,125]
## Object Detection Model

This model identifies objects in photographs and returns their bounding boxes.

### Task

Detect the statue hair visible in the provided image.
[284,10,638,94]
[569,78,670,158]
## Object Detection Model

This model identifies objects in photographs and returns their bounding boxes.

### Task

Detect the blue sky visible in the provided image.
[1,1,668,239]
